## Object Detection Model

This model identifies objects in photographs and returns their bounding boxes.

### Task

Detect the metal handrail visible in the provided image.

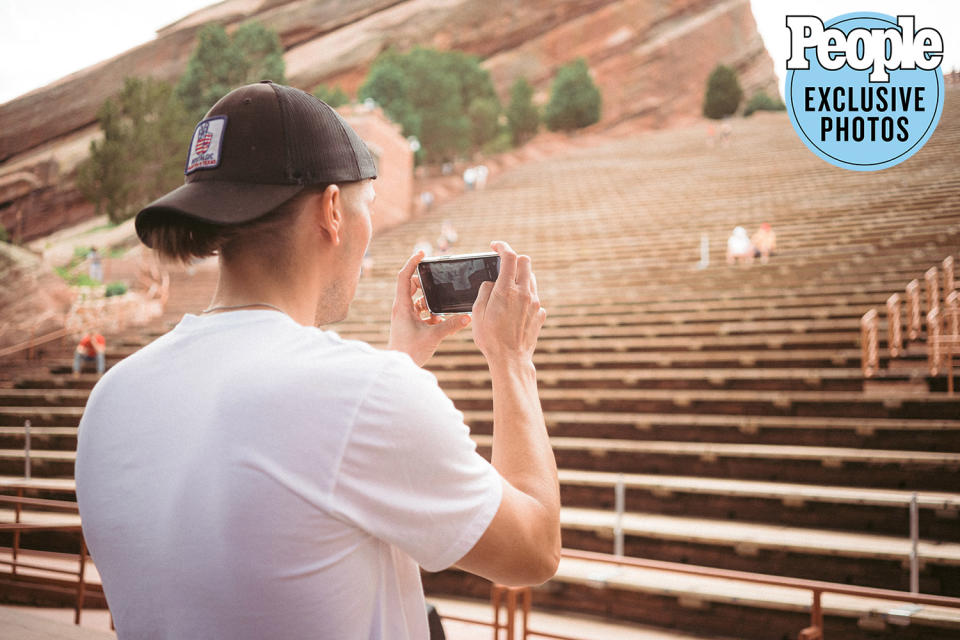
[0,492,90,624]
[0,327,69,360]
[458,548,960,640]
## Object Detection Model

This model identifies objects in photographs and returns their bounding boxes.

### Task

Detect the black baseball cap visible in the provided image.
[135,81,377,246]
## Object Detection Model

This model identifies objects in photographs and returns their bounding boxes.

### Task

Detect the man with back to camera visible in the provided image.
[74,81,561,639]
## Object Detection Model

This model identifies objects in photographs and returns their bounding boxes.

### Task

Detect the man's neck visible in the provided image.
[208,258,319,327]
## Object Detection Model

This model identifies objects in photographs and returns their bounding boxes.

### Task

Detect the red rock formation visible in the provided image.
[0,0,776,242]
[0,243,75,351]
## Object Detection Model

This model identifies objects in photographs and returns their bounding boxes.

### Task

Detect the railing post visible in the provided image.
[12,487,22,576]
[943,256,955,297]
[614,474,625,558]
[24,419,31,480]
[887,293,903,358]
[861,309,879,377]
[491,584,532,640]
[910,493,920,594]
[799,590,824,640]
[928,308,942,376]
[947,293,959,395]
[906,280,922,341]
[75,538,88,625]
[925,266,940,318]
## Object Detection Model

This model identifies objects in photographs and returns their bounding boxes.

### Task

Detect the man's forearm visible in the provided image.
[488,358,560,525]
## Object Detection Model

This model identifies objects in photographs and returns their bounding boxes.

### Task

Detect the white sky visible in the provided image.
[0,1,958,105]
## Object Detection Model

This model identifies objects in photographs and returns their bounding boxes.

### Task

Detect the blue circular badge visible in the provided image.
[786,12,945,171]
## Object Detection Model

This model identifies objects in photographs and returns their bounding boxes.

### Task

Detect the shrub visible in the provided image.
[105,282,128,297]
[743,91,786,116]
[313,84,350,108]
[359,48,501,162]
[506,77,539,145]
[544,59,602,132]
[176,22,286,123]
[703,64,743,119]
[76,78,192,224]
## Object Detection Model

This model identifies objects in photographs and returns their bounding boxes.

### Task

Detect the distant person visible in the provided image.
[420,190,435,213]
[88,247,103,283]
[726,226,754,265]
[436,220,459,254]
[752,223,777,264]
[463,166,477,190]
[440,221,458,246]
[361,249,374,277]
[719,121,733,146]
[75,82,559,640]
[474,164,489,190]
[72,330,106,378]
[413,237,434,257]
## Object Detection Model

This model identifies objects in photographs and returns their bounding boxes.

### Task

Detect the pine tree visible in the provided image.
[544,59,602,132]
[506,77,539,145]
[703,64,743,119]
[176,22,286,123]
[359,48,501,162]
[77,78,191,224]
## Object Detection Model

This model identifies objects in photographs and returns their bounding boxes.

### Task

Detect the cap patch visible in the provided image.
[185,116,227,175]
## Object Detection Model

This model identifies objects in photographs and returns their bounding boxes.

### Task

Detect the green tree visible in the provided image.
[703,64,743,119]
[313,84,350,108]
[544,58,602,132]
[0,223,8,243]
[506,77,539,145]
[359,48,501,162]
[468,97,501,150]
[743,90,785,117]
[176,22,286,123]
[76,77,192,224]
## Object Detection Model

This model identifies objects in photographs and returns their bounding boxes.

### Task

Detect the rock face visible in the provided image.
[0,243,75,351]
[0,0,776,242]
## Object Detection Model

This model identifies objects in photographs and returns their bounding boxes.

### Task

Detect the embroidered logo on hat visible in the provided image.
[186,116,228,175]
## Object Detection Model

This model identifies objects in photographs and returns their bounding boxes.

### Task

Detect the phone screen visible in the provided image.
[417,253,500,314]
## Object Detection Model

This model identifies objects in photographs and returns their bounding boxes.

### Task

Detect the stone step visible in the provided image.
[556,507,960,595]
[473,436,960,491]
[465,410,960,451]
[556,469,960,541]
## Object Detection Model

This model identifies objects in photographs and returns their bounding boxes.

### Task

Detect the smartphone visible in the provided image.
[417,252,500,314]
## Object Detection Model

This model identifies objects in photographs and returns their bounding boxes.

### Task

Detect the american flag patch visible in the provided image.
[185,116,227,175]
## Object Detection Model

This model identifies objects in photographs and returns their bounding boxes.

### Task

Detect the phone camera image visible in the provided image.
[417,252,500,314]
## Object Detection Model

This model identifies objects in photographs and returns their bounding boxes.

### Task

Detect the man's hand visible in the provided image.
[471,241,546,363]
[387,250,470,367]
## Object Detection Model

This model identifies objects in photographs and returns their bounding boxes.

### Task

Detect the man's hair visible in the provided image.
[139,185,331,265]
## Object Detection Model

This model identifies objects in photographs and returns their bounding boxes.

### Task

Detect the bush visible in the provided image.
[0,224,8,243]
[482,130,513,155]
[544,59,602,132]
[703,64,743,119]
[359,48,501,162]
[313,84,350,108]
[76,77,192,224]
[176,22,286,123]
[105,282,128,297]
[468,97,501,149]
[506,77,539,145]
[743,91,786,116]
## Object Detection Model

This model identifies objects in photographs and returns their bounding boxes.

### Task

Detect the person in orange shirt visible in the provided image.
[752,222,777,264]
[73,331,106,378]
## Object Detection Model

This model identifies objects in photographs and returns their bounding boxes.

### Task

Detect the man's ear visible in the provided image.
[312,184,343,246]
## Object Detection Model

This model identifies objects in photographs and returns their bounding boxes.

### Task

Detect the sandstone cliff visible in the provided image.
[0,0,776,242]
[0,243,75,351]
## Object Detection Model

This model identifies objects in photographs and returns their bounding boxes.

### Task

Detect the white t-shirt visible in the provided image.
[75,310,503,640]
